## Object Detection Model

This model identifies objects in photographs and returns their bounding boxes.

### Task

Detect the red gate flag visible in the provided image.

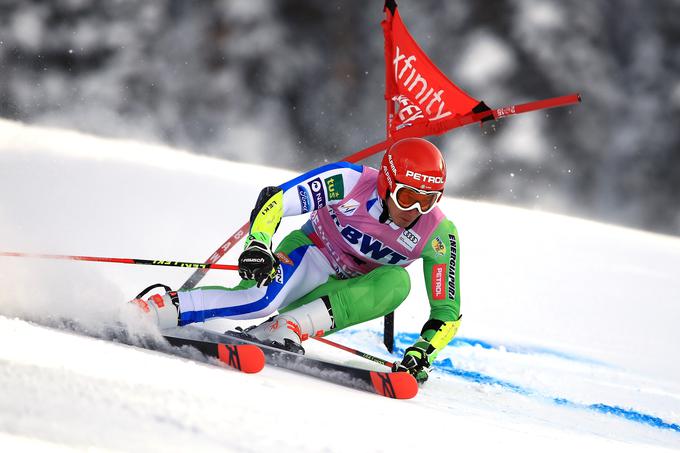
[381,0,579,142]
[178,1,581,291]
[382,1,493,139]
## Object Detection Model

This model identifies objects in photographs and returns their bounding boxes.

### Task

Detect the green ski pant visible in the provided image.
[188,230,411,331]
[276,230,411,333]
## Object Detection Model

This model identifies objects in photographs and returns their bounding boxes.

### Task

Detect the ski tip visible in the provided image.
[217,343,265,374]
[236,344,266,373]
[369,371,418,399]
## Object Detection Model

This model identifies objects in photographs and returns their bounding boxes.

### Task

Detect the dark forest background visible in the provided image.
[1,0,678,235]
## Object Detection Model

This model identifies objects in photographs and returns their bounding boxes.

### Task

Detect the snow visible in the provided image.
[0,119,679,451]
[495,113,547,163]
[457,31,516,88]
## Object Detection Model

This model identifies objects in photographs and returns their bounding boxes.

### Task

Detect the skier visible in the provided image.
[134,137,461,382]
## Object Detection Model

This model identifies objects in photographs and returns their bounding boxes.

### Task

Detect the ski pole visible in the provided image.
[0,251,239,271]
[311,336,395,369]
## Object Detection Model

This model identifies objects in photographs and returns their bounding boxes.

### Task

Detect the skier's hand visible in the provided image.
[238,233,279,287]
[392,344,431,383]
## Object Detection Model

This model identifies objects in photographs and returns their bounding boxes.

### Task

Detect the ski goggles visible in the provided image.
[390,183,442,214]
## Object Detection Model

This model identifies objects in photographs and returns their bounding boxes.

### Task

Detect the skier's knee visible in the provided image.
[326,265,411,331]
[371,265,411,313]
[378,265,411,302]
[392,266,411,302]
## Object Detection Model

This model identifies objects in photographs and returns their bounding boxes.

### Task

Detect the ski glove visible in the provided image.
[392,344,431,383]
[238,232,279,287]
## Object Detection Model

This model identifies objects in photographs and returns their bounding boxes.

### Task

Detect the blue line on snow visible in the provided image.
[337,330,680,433]
[587,404,680,432]
[395,332,606,365]
[551,399,680,433]
[429,357,680,433]
[435,358,530,396]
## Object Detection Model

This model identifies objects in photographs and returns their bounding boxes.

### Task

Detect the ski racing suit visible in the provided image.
[175,162,461,363]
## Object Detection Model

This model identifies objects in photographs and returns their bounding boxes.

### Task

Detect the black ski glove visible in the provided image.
[238,233,279,287]
[392,345,431,383]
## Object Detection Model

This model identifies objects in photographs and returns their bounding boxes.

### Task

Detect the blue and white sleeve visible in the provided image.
[278,162,364,216]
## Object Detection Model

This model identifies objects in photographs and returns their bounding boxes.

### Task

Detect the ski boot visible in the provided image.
[237,298,335,354]
[129,283,180,329]
[241,315,306,354]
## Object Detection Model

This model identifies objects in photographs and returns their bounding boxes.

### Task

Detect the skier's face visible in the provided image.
[387,196,421,228]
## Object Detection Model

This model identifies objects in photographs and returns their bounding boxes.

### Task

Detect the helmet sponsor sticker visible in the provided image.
[338,199,360,216]
[405,170,444,184]
[324,175,344,201]
[307,178,326,210]
[397,228,420,252]
[382,166,394,188]
[431,236,446,256]
[388,154,398,175]
[297,185,311,213]
[431,263,446,300]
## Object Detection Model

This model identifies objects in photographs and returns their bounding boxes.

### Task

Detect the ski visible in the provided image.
[166,328,418,399]
[163,335,265,374]
[127,284,266,373]
[44,318,266,375]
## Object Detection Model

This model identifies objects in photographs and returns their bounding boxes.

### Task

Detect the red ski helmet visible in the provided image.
[377,137,447,199]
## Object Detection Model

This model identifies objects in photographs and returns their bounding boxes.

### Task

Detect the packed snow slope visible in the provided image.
[1,119,679,452]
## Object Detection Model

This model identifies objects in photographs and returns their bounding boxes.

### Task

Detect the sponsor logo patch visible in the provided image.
[324,175,344,201]
[242,257,265,264]
[393,95,425,124]
[393,46,452,122]
[338,199,360,216]
[432,264,446,300]
[275,252,293,266]
[259,199,278,217]
[431,236,446,256]
[338,223,408,265]
[307,178,326,210]
[397,229,420,252]
[297,185,311,213]
[448,234,457,300]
